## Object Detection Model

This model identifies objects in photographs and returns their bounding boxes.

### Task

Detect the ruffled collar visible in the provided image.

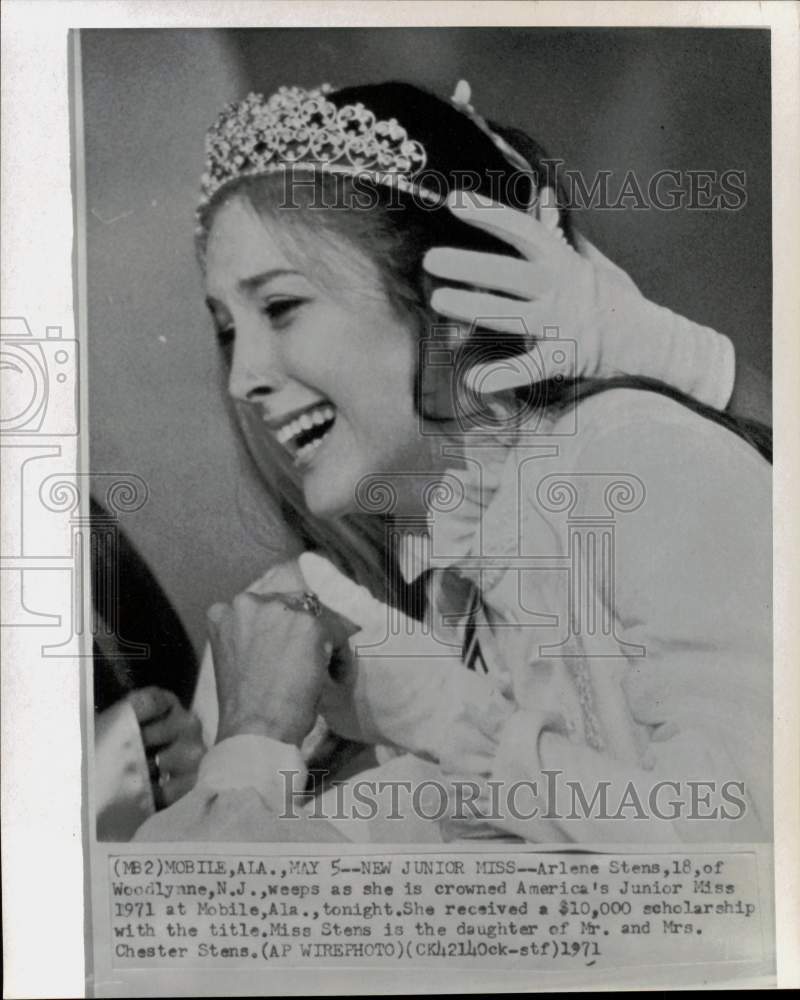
[396,429,518,585]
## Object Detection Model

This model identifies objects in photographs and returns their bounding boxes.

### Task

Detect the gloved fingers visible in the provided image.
[440,751,496,778]
[462,689,516,738]
[466,334,573,393]
[440,738,497,774]
[423,248,543,298]
[431,287,539,330]
[299,551,395,638]
[465,349,551,393]
[447,190,561,259]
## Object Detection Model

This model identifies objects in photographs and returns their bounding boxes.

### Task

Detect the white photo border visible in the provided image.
[1,2,798,996]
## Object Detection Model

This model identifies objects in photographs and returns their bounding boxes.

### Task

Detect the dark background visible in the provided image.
[83,27,771,655]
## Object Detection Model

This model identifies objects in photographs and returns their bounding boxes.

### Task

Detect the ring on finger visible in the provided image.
[251,590,322,617]
[155,752,172,787]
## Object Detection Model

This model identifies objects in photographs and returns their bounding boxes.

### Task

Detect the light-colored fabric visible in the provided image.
[196,733,306,802]
[575,233,736,410]
[133,726,448,843]
[430,203,737,412]
[135,733,348,842]
[96,699,155,841]
[138,388,768,844]
[322,388,770,842]
[408,388,770,842]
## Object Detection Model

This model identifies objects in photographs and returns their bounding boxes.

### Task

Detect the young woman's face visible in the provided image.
[204,197,432,519]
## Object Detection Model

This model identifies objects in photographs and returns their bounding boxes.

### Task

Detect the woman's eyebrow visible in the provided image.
[238,268,302,293]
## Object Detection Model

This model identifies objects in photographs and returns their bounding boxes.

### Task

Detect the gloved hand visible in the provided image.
[422,191,734,409]
[299,551,514,773]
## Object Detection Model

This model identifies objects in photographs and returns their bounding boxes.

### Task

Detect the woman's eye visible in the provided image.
[263,297,306,326]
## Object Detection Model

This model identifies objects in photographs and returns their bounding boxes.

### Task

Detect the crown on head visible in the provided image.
[198,84,432,213]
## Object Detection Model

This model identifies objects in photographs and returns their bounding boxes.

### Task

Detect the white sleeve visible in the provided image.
[196,733,307,806]
[133,735,319,842]
[576,233,736,410]
[95,699,155,840]
[482,393,770,843]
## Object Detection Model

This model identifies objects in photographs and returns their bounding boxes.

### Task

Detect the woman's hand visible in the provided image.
[207,560,335,748]
[422,190,734,410]
[128,686,205,808]
[422,191,602,393]
[298,552,513,768]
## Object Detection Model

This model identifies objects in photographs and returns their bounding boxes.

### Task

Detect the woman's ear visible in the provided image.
[537,185,561,232]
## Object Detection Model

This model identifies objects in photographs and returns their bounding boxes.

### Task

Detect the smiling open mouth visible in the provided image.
[273,402,336,464]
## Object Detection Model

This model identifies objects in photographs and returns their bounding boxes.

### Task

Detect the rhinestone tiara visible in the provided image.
[197,84,435,213]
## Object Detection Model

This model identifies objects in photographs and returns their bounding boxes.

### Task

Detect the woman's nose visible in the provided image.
[228,336,285,402]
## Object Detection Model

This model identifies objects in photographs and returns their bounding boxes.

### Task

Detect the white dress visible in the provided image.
[136,388,771,844]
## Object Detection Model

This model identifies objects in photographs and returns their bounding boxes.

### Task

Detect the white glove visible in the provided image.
[299,552,514,773]
[422,192,734,410]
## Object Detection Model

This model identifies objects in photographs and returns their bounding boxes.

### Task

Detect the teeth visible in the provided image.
[294,433,328,462]
[271,403,336,455]
[276,420,299,444]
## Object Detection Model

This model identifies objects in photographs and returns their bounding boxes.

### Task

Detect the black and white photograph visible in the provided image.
[86,25,773,842]
[2,4,799,996]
